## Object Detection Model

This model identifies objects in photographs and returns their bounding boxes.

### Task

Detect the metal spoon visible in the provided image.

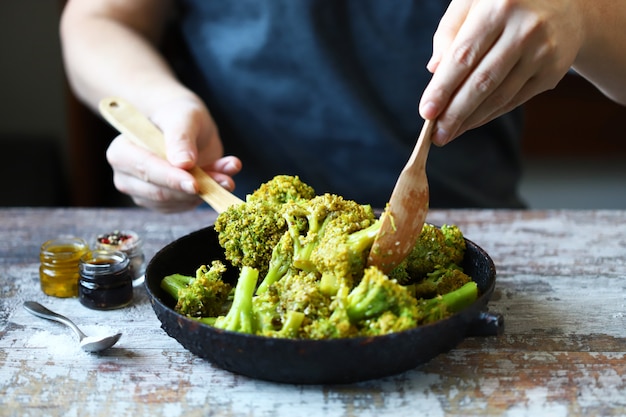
[367,118,435,274]
[98,97,243,213]
[23,301,122,353]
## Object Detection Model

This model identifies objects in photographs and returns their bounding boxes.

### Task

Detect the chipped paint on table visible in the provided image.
[1,208,625,417]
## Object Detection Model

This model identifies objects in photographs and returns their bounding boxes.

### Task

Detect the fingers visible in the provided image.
[201,155,243,193]
[421,2,510,146]
[107,134,202,212]
[205,155,242,176]
[116,173,203,213]
[107,133,242,212]
[427,0,473,74]
[420,0,580,146]
[106,97,240,212]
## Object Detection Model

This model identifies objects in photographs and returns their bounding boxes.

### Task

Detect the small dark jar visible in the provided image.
[79,250,133,310]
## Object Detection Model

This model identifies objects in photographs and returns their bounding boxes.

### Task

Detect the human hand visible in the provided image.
[106,97,242,212]
[419,0,585,145]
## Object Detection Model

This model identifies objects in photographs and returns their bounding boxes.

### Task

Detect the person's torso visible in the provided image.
[172,0,525,208]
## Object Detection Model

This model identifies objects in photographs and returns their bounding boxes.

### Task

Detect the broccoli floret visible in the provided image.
[214,175,316,276]
[272,270,333,319]
[280,195,334,272]
[214,266,259,334]
[214,199,286,275]
[289,194,376,271]
[186,174,479,340]
[246,174,315,205]
[274,194,378,288]
[411,264,472,299]
[302,293,357,339]
[253,295,307,339]
[314,220,382,295]
[420,281,478,323]
[344,266,418,324]
[160,260,232,318]
[255,269,333,337]
[392,223,467,283]
[360,310,421,336]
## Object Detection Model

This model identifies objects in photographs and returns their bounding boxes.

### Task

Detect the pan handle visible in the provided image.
[466,311,504,337]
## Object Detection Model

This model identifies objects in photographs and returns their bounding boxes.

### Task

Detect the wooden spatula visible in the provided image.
[98,97,243,213]
[367,118,435,274]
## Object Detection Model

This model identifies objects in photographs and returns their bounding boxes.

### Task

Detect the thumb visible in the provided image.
[152,104,201,170]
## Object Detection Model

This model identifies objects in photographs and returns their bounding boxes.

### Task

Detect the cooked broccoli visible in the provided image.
[391,223,467,283]
[214,199,286,275]
[280,193,376,271]
[302,284,357,339]
[255,269,332,338]
[420,281,478,323]
[313,219,381,295]
[214,266,259,334]
[274,310,306,338]
[160,260,232,318]
[255,231,295,294]
[164,175,480,340]
[246,174,315,205]
[303,307,356,339]
[345,266,419,324]
[411,264,472,299]
[214,175,316,276]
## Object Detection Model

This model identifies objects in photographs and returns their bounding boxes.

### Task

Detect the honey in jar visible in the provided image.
[39,237,89,298]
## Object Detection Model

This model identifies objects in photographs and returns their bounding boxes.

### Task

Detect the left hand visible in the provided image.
[419,0,585,146]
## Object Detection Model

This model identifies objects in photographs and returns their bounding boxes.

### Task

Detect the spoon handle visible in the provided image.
[23,301,87,340]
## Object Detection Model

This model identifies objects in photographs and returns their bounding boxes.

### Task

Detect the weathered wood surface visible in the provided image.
[1,208,625,417]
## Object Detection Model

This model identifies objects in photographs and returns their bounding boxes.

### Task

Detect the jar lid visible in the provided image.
[40,237,89,260]
[95,230,141,251]
[79,250,130,282]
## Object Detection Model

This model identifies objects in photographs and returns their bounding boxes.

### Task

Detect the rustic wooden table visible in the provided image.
[1,208,624,416]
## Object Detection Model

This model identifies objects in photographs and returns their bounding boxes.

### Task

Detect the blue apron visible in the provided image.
[170,0,524,208]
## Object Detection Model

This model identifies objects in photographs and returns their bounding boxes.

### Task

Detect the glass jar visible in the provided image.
[94,230,145,281]
[39,237,89,298]
[79,250,133,310]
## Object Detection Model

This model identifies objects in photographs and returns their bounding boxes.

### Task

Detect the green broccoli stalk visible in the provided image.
[161,273,192,300]
[255,232,294,294]
[160,260,231,317]
[420,281,478,323]
[344,219,382,255]
[411,264,472,300]
[214,266,259,334]
[272,310,305,339]
[282,202,331,272]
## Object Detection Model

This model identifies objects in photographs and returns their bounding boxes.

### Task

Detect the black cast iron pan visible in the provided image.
[145,225,503,384]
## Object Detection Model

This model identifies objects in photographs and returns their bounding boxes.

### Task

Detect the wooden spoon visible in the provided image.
[98,97,243,213]
[367,118,435,274]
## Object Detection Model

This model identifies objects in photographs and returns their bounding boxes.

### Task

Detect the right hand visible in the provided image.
[106,96,242,213]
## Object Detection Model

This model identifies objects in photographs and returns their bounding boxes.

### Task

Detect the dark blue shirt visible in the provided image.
[171,0,524,208]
